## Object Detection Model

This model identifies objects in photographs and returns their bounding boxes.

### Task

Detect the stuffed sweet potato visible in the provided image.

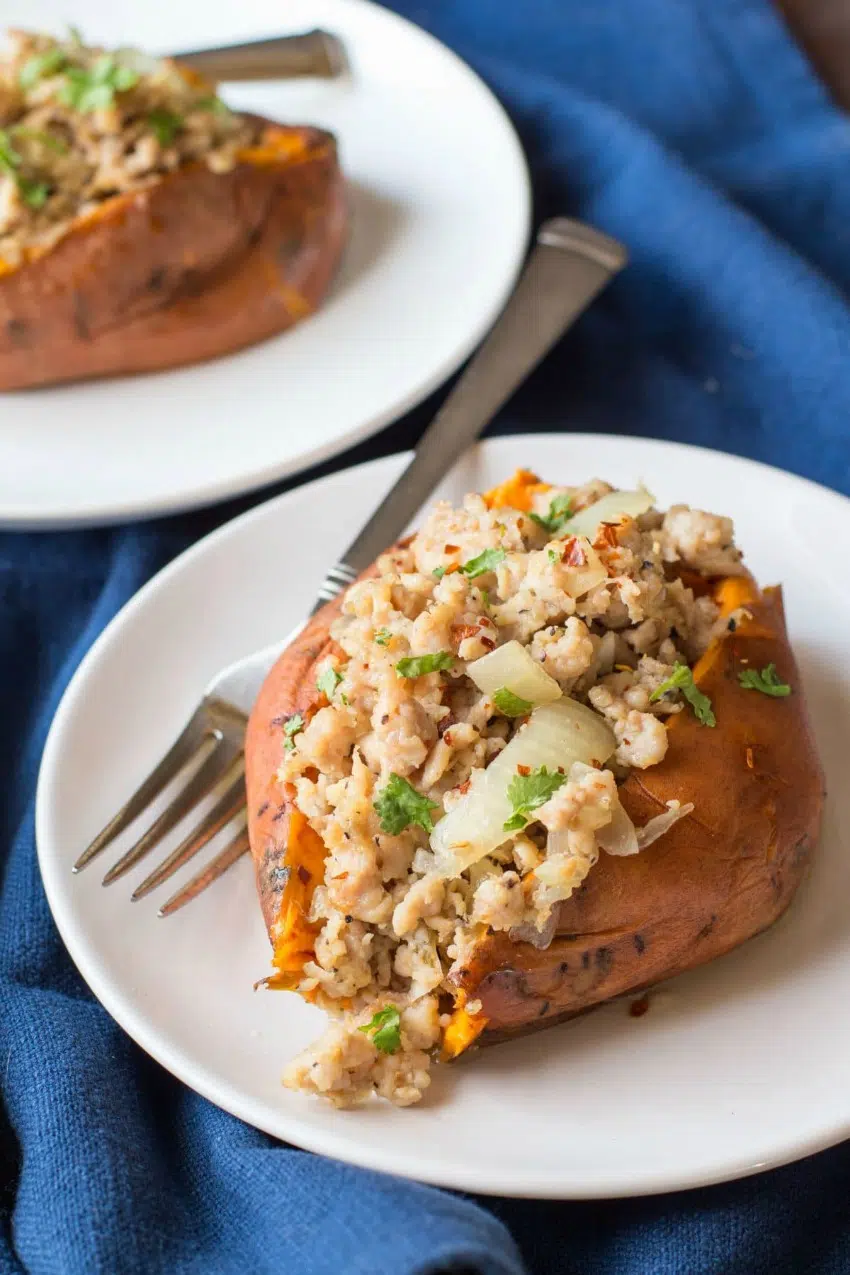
[0,30,345,389]
[246,470,825,1106]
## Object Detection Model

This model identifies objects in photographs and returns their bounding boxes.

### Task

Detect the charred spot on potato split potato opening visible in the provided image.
[595,946,613,975]
[6,318,29,346]
[633,933,646,955]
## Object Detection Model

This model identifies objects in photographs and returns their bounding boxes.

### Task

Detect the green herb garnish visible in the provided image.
[650,663,716,726]
[60,55,139,113]
[19,46,67,90]
[530,492,574,536]
[547,549,558,563]
[195,94,231,116]
[18,179,49,208]
[316,667,343,699]
[461,547,506,578]
[374,628,391,646]
[738,663,791,697]
[395,651,454,678]
[67,25,84,46]
[432,565,447,581]
[493,688,534,717]
[11,128,68,153]
[147,108,183,146]
[282,713,305,750]
[373,773,439,836]
[358,1005,402,1055]
[503,766,567,832]
[479,588,490,610]
[0,131,51,208]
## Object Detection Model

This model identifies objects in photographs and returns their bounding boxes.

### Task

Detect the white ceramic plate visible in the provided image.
[36,435,850,1198]
[0,0,529,528]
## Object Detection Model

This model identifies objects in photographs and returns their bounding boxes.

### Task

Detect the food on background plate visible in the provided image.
[0,29,346,389]
[245,469,824,1107]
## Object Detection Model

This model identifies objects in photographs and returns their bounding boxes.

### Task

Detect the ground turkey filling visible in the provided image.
[0,29,259,266]
[277,478,744,1106]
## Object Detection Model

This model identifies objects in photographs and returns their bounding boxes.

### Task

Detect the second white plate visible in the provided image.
[0,0,530,527]
[36,434,850,1198]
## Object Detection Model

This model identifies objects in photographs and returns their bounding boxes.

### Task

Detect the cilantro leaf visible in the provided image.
[147,108,183,146]
[432,565,447,581]
[60,56,139,113]
[503,766,567,832]
[738,663,791,697]
[11,128,68,153]
[19,46,67,90]
[461,547,506,578]
[195,94,231,116]
[0,131,51,208]
[530,492,573,535]
[282,713,304,750]
[316,667,343,699]
[19,179,50,208]
[373,773,440,836]
[493,687,533,717]
[0,130,23,179]
[650,662,716,726]
[374,628,391,646]
[358,1005,401,1054]
[395,651,454,678]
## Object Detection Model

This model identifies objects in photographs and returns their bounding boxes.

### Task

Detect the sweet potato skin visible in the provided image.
[0,122,345,389]
[245,577,824,1041]
[455,586,824,1035]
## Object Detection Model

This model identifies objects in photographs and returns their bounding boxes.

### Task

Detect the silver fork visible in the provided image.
[170,30,348,82]
[73,217,627,916]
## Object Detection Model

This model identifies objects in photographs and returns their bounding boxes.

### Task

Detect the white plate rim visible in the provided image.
[35,433,850,1198]
[0,0,531,530]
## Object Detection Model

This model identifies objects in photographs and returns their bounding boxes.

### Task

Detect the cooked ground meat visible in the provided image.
[277,480,742,1106]
[0,29,259,265]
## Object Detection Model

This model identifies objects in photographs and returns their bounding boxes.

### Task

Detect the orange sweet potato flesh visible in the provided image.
[0,121,345,389]
[245,561,824,1052]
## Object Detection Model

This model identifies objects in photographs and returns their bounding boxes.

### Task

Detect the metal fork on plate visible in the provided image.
[73,217,627,915]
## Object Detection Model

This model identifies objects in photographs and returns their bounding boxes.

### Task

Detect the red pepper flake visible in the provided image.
[517,764,531,776]
[746,746,755,770]
[297,865,311,885]
[594,523,620,551]
[629,993,651,1018]
[480,636,496,650]
[304,766,319,783]
[444,563,461,575]
[444,543,460,553]
[561,536,587,567]
[443,731,454,746]
[457,779,471,795]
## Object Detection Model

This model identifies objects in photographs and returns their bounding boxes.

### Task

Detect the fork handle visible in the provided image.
[311,217,628,612]
[171,30,346,82]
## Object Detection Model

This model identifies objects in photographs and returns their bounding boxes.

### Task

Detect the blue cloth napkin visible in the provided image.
[3,1,850,1271]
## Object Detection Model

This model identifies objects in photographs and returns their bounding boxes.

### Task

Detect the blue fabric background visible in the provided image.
[2,0,850,1271]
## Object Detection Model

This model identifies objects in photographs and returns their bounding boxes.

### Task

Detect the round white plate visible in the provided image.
[36,435,850,1198]
[0,0,529,528]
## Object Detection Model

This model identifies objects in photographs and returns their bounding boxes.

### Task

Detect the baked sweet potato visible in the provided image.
[0,121,345,389]
[245,476,824,1101]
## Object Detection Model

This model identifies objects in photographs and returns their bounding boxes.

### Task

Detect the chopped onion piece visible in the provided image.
[596,798,640,856]
[467,640,561,705]
[568,488,655,541]
[509,909,558,951]
[636,800,694,849]
[430,700,616,876]
[555,536,608,597]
